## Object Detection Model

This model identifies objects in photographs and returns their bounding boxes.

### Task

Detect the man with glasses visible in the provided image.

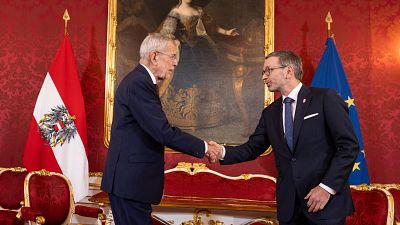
[101,33,219,225]
[208,51,359,225]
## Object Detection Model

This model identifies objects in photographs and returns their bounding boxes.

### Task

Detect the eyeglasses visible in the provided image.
[262,65,287,76]
[156,51,178,61]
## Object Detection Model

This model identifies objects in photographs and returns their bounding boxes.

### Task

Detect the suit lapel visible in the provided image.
[293,86,312,152]
[276,98,285,141]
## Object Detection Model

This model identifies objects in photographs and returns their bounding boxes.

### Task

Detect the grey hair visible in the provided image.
[266,50,303,81]
[139,33,177,60]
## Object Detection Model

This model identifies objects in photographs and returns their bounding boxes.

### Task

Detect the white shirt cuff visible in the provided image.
[220,146,226,160]
[319,183,336,195]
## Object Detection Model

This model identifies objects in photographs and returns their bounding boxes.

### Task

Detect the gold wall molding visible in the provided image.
[264,0,275,107]
[104,0,117,147]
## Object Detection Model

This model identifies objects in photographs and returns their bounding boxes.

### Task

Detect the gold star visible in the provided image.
[345,96,355,108]
[352,162,360,172]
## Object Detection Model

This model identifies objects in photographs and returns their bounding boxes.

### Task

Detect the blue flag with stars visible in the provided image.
[311,38,370,184]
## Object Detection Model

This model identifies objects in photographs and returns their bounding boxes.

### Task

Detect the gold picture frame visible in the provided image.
[104,0,274,152]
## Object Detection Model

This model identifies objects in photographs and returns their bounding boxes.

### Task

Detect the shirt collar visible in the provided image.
[282,82,303,103]
[140,63,157,85]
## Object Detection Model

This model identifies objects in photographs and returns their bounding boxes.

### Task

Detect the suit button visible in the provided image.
[291,158,296,162]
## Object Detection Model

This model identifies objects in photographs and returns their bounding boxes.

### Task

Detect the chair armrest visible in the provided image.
[75,205,106,224]
[19,207,45,224]
[75,205,103,218]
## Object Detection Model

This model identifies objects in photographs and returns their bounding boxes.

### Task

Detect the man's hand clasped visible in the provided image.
[205,141,223,163]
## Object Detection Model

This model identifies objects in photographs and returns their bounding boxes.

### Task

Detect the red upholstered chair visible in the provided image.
[162,162,277,224]
[163,162,276,210]
[19,169,106,225]
[380,184,400,225]
[0,167,28,225]
[346,184,394,225]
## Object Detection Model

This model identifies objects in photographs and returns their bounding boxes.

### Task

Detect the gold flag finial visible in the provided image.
[63,9,70,35]
[325,11,333,38]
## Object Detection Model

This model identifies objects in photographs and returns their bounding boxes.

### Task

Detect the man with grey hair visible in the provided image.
[101,33,219,225]
[208,50,359,225]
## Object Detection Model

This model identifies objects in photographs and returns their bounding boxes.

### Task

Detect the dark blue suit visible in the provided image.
[222,86,359,224]
[101,65,205,224]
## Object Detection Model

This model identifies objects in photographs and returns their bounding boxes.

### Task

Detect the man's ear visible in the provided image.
[150,51,158,64]
[286,65,294,78]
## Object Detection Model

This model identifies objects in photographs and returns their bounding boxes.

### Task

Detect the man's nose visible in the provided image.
[262,74,268,80]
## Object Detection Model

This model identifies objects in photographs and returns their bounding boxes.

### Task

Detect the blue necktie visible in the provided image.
[284,97,294,151]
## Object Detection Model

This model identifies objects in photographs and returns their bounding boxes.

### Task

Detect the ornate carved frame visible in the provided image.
[104,0,275,149]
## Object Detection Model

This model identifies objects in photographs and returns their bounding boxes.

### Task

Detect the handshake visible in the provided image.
[205,141,224,163]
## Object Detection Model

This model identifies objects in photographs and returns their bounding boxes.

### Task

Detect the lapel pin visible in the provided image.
[303,98,306,103]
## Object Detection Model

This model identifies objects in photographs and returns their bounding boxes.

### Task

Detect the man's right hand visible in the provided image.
[206,141,223,163]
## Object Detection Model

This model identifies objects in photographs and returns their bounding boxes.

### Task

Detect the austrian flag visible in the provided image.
[23,35,89,202]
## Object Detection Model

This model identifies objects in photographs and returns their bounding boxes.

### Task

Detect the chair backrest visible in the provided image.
[346,184,394,225]
[378,184,400,225]
[0,167,27,210]
[24,170,74,225]
[164,162,276,201]
[163,162,276,212]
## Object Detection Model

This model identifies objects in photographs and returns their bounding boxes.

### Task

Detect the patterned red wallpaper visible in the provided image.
[0,0,399,183]
[0,1,108,171]
[273,0,400,183]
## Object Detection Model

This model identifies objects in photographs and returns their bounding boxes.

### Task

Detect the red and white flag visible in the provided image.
[23,35,88,202]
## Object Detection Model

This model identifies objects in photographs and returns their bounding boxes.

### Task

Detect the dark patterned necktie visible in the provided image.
[284,97,294,151]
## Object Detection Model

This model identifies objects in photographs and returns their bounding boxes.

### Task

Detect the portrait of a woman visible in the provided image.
[159,0,239,131]
[113,0,266,144]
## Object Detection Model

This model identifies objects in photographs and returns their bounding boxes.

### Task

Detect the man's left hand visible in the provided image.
[206,141,222,163]
[304,186,331,213]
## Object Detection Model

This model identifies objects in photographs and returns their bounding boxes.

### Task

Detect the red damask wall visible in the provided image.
[0,1,399,183]
[273,0,400,183]
[0,1,108,171]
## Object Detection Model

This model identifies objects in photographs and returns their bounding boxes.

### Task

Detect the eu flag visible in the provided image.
[311,38,370,184]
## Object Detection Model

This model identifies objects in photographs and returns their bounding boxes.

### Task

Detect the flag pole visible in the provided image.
[325,11,333,38]
[63,9,70,35]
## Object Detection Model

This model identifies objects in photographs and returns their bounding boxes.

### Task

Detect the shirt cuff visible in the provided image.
[319,183,336,195]
[220,146,226,160]
[204,141,208,153]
